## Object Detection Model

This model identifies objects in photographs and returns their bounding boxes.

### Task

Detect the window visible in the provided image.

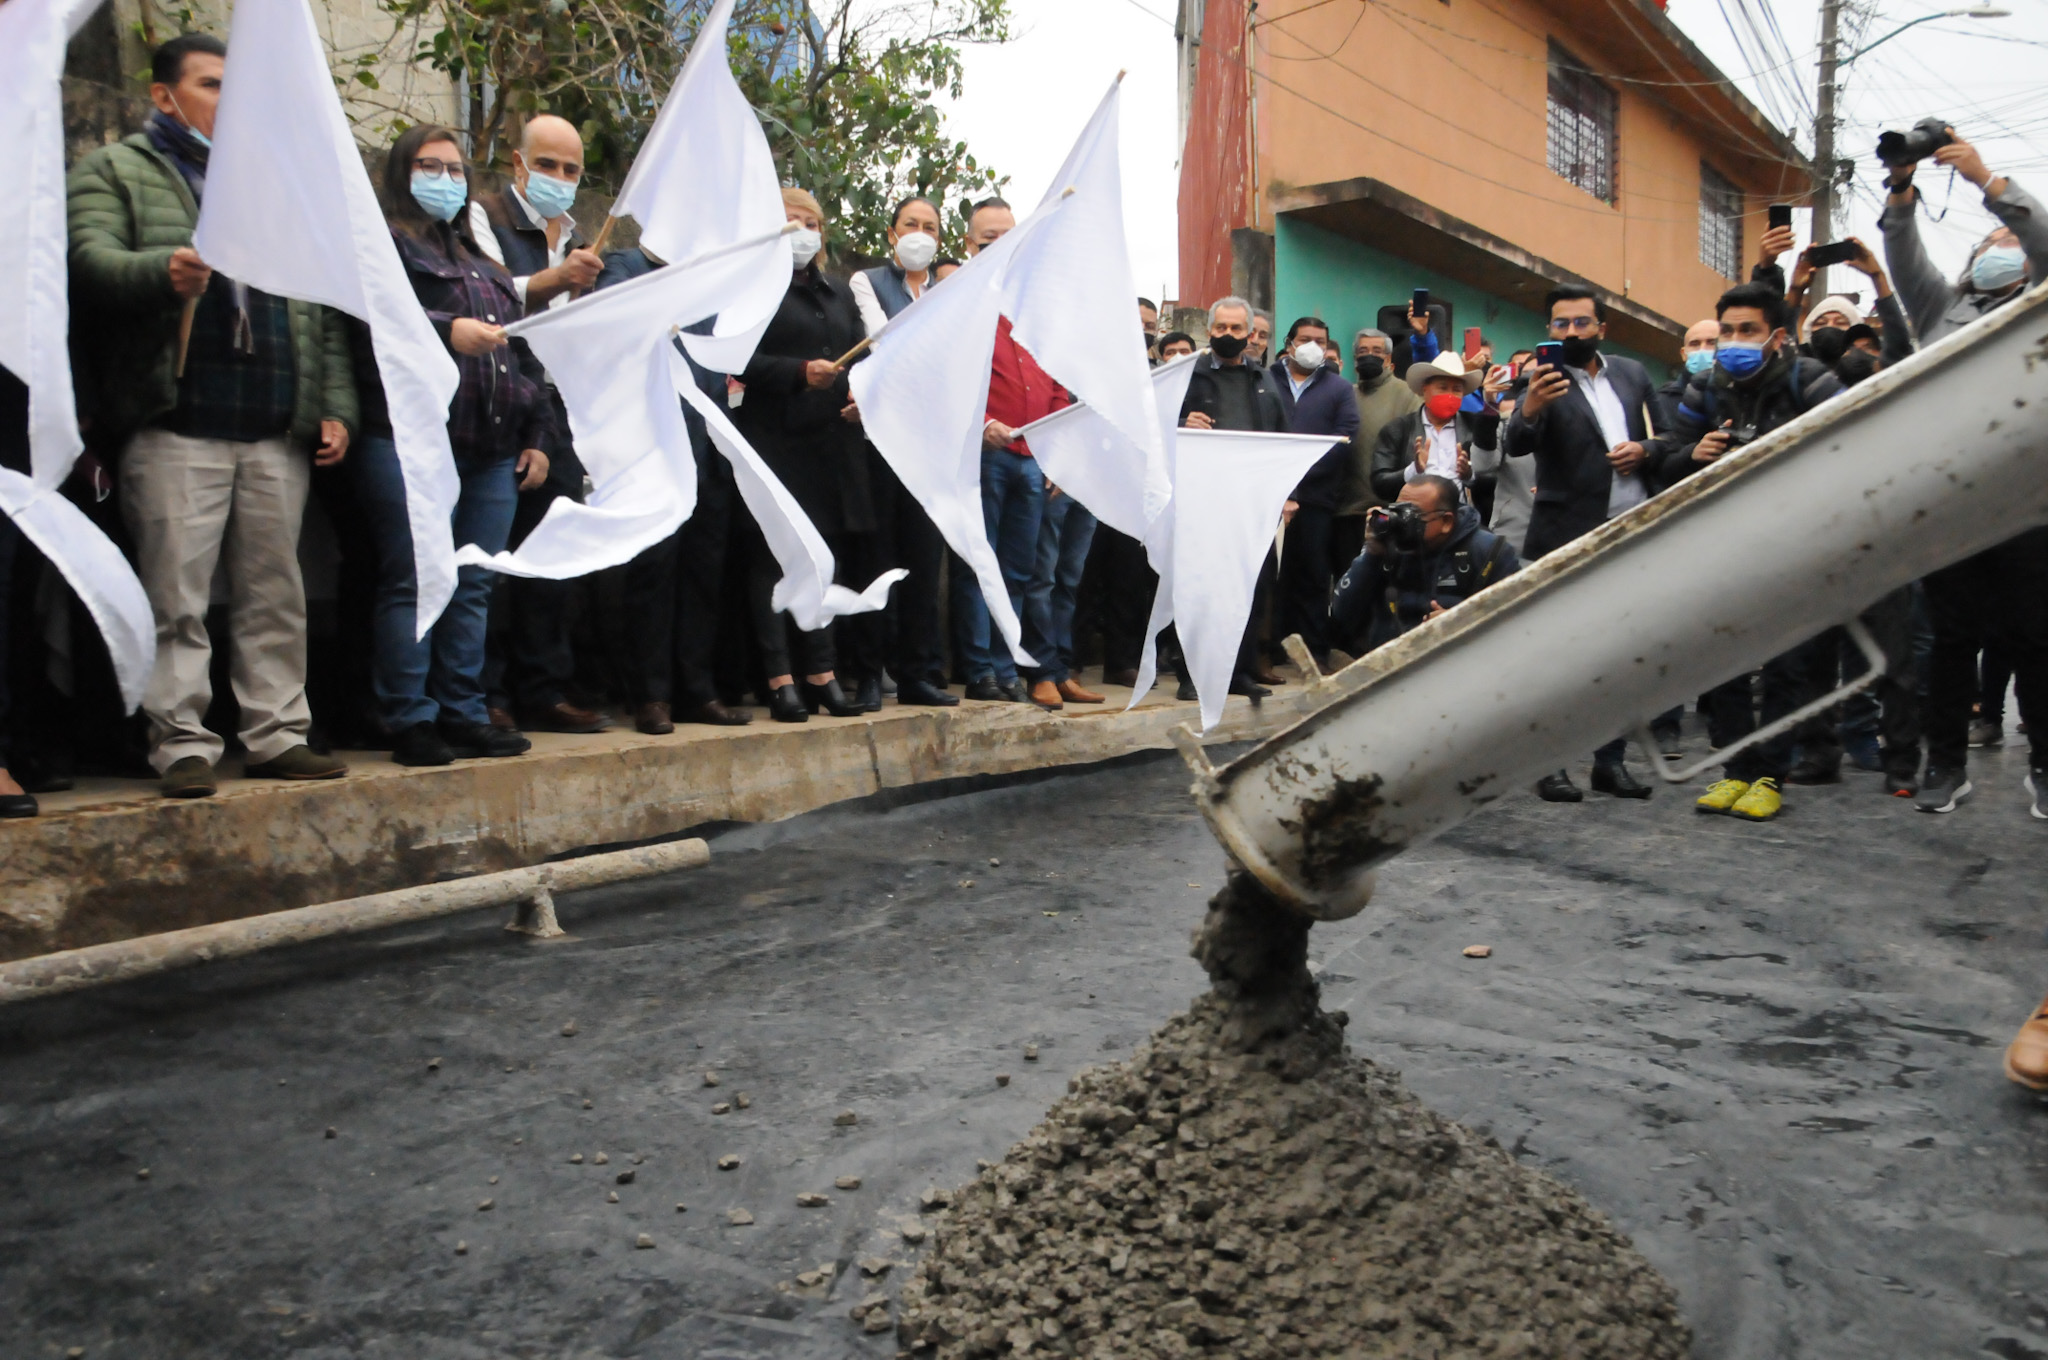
[1699,163,1743,278]
[1547,41,1617,204]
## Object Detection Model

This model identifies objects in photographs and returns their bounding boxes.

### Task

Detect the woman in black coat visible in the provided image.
[730,187,875,721]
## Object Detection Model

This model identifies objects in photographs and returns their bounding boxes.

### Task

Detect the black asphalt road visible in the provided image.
[4,736,2048,1360]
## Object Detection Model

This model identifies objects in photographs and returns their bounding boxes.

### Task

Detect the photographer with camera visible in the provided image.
[1329,474,1517,656]
[1880,122,2048,830]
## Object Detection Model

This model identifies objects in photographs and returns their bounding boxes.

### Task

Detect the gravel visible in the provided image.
[893,872,1690,1359]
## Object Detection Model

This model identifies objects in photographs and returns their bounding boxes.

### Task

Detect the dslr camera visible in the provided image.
[1877,117,1951,168]
[1723,424,1760,450]
[1366,500,1429,553]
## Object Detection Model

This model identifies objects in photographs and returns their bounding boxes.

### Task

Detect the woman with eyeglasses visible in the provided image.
[346,124,556,767]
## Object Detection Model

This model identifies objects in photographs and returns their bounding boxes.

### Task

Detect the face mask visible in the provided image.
[894,231,938,272]
[168,94,210,148]
[521,170,577,219]
[1683,349,1716,376]
[1423,391,1464,422]
[410,171,467,223]
[1716,341,1767,378]
[1355,354,1386,381]
[1807,326,1849,366]
[789,227,824,267]
[1972,244,2026,293]
[1210,332,1248,360]
[1559,335,1600,367]
[1290,341,1325,372]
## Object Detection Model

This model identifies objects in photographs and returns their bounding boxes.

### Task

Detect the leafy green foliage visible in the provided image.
[378,0,1010,256]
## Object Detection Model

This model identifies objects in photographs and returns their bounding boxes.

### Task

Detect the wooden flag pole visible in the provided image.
[831,336,872,369]
[590,214,618,256]
[174,297,199,378]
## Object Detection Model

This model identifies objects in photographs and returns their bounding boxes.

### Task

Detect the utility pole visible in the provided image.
[1812,0,1842,298]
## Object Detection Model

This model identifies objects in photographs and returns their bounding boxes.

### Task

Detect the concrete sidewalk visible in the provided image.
[1,670,1322,964]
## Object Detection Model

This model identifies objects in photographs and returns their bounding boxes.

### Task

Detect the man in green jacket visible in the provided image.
[68,33,357,798]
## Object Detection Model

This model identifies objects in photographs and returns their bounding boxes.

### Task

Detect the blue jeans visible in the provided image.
[1023,494,1096,683]
[355,436,517,731]
[951,449,1045,685]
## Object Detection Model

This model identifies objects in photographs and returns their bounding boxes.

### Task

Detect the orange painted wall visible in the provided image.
[1246,0,1782,328]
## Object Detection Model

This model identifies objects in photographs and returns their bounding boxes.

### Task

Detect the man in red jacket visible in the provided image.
[953,197,1070,703]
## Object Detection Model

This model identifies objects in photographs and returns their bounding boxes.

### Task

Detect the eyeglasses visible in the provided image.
[1546,315,1601,333]
[413,158,467,179]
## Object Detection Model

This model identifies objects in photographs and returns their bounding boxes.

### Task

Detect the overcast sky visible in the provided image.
[938,0,2048,303]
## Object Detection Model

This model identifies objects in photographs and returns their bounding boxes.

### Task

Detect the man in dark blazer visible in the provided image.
[1502,284,1657,802]
[1268,317,1360,670]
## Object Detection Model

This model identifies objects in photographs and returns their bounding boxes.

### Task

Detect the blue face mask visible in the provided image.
[410,171,468,223]
[1971,244,2026,294]
[521,171,577,220]
[1715,342,1767,378]
[1684,349,1716,376]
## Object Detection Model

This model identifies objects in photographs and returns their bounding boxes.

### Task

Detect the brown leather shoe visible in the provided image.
[525,701,610,734]
[1028,679,1064,711]
[1103,667,1139,688]
[677,699,752,727]
[487,705,519,732]
[1056,678,1106,704]
[1254,666,1285,687]
[635,701,674,735]
[2004,993,2048,1091]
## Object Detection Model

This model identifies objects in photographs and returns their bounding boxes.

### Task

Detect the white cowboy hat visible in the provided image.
[1404,350,1484,394]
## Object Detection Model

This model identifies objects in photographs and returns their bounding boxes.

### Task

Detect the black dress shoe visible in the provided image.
[767,684,809,723]
[802,678,862,717]
[1590,763,1652,799]
[995,678,1032,704]
[1176,679,1198,702]
[392,721,456,767]
[964,678,1004,701]
[1784,754,1842,785]
[853,676,883,713]
[438,718,532,758]
[678,699,751,727]
[1228,672,1271,700]
[0,790,38,818]
[897,679,961,706]
[1535,771,1583,803]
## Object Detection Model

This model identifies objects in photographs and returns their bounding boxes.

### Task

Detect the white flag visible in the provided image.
[609,0,787,375]
[848,200,1069,668]
[194,0,460,639]
[681,383,904,629]
[1005,78,1168,525]
[457,227,788,579]
[0,0,154,709]
[1021,355,1331,733]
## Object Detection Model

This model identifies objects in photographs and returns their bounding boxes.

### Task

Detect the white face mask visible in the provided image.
[1290,340,1326,373]
[894,230,938,272]
[789,227,823,268]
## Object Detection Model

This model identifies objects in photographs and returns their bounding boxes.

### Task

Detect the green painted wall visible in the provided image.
[1273,215,1672,383]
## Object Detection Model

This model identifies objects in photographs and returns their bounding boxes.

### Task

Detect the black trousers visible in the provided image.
[1093,526,1156,676]
[840,460,942,687]
[1703,647,1810,784]
[1279,503,1336,664]
[737,508,835,682]
[1786,589,1921,779]
[621,442,736,709]
[0,510,14,769]
[483,436,586,714]
[1924,527,2048,771]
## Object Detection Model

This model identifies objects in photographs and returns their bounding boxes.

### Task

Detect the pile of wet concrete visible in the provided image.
[892,874,1690,1358]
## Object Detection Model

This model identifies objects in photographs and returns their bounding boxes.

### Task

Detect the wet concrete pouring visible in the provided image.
[6,735,2048,1359]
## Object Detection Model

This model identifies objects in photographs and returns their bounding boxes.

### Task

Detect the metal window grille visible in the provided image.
[1699,162,1743,278]
[1546,41,1617,204]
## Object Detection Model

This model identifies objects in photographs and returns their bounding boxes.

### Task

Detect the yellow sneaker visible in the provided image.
[1695,778,1749,813]
[1729,776,1783,821]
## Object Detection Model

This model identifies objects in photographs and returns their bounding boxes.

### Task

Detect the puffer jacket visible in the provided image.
[65,133,355,449]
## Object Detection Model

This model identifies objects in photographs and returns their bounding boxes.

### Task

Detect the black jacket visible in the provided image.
[1503,352,1657,559]
[1181,354,1288,433]
[734,266,873,536]
[1330,503,1520,653]
[1266,362,1359,509]
[1369,408,1499,505]
[1646,351,1844,489]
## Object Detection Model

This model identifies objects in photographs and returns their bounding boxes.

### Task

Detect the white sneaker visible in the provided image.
[2027,774,2048,821]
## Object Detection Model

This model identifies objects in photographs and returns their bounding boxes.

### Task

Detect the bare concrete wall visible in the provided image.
[0,693,1323,964]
